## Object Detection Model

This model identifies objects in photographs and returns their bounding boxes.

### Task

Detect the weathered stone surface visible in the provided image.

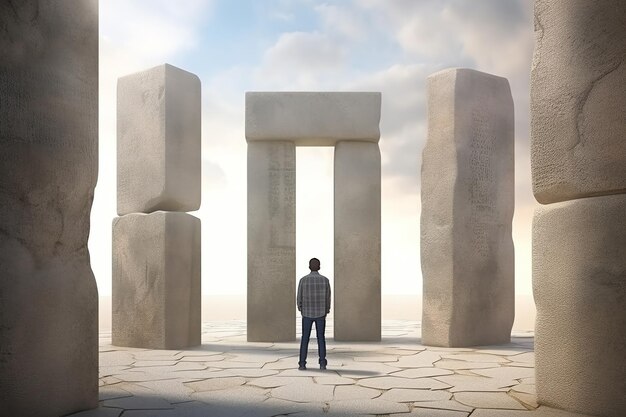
[531,1,626,204]
[112,212,201,349]
[245,92,381,145]
[533,195,626,417]
[0,1,99,415]
[117,64,201,215]
[247,141,296,341]
[334,141,381,341]
[421,68,515,347]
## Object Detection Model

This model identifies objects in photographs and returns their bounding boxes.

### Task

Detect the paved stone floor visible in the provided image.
[70,321,594,417]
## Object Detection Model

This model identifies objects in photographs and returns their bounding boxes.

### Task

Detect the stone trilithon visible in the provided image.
[246,92,382,342]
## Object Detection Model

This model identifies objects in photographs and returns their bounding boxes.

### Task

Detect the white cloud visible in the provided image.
[100,0,212,63]
[314,3,367,41]
[256,31,346,88]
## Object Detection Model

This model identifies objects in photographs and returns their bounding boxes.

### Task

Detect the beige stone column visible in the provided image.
[0,1,99,415]
[421,68,515,347]
[113,212,201,349]
[247,141,296,342]
[531,1,626,416]
[113,64,202,349]
[334,141,382,341]
[533,195,626,416]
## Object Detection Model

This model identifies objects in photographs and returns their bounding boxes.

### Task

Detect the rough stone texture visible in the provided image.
[533,195,626,417]
[421,68,515,347]
[334,141,381,341]
[245,92,381,145]
[112,212,201,349]
[531,0,626,204]
[117,64,201,215]
[247,141,296,342]
[0,1,99,415]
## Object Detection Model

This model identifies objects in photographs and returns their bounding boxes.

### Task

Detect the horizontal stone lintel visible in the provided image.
[245,92,381,144]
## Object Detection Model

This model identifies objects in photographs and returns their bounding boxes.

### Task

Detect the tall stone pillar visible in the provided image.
[334,142,381,341]
[113,64,201,349]
[421,68,515,347]
[247,141,296,342]
[531,1,626,416]
[0,1,99,415]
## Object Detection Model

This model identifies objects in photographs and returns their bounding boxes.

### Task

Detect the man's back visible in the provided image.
[297,271,331,319]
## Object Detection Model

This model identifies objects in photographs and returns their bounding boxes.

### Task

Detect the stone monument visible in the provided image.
[531,1,626,416]
[113,64,202,349]
[421,68,515,347]
[246,92,382,342]
[0,1,99,415]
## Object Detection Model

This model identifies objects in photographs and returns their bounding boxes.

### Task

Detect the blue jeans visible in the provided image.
[298,315,327,367]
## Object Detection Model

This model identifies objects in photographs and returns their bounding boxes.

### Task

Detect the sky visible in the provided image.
[92,0,537,296]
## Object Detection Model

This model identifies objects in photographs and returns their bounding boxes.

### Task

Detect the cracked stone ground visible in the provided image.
[69,321,592,417]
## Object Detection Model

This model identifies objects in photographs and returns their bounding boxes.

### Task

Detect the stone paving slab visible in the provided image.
[473,366,535,380]
[357,376,450,390]
[409,400,473,412]
[401,409,469,417]
[67,408,123,417]
[66,320,594,417]
[390,367,454,378]
[454,391,527,409]
[327,398,409,414]
[433,374,517,392]
[470,406,595,417]
[510,390,540,409]
[101,395,174,410]
[378,388,451,402]
[435,360,499,370]
[271,381,335,402]
[186,376,247,391]
[333,385,381,400]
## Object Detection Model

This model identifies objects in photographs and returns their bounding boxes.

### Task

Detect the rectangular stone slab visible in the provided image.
[112,211,201,349]
[533,194,626,417]
[531,0,626,204]
[0,1,99,415]
[245,92,381,145]
[421,68,514,347]
[334,141,381,341]
[247,141,296,342]
[117,64,201,215]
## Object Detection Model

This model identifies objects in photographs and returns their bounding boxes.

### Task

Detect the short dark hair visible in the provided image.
[309,258,320,271]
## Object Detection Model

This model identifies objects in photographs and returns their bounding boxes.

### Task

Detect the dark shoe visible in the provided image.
[320,364,327,370]
[298,365,306,370]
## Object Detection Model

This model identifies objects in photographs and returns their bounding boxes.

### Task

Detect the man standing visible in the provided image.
[297,258,331,370]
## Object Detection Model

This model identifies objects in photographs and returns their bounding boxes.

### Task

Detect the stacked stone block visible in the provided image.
[531,2,626,416]
[245,92,382,342]
[113,64,201,349]
[421,68,515,347]
[0,1,99,415]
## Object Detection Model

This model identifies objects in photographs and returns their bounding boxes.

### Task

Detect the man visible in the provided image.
[297,257,331,370]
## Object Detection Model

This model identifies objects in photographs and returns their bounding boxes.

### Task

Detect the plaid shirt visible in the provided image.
[297,271,331,318]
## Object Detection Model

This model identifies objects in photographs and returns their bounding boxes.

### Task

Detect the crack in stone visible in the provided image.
[531,3,545,74]
[571,59,624,151]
